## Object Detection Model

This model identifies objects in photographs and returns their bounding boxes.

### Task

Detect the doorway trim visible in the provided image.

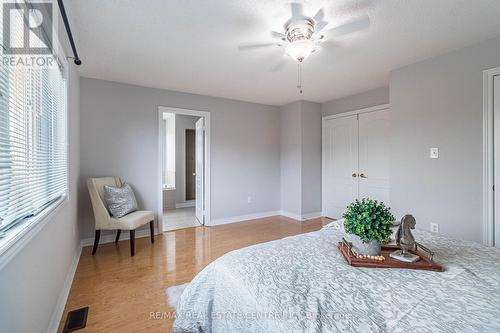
[321,104,390,217]
[482,67,500,246]
[157,106,211,232]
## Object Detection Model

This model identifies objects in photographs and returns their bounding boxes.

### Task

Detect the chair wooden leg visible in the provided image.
[130,230,135,256]
[115,230,121,243]
[92,230,101,255]
[149,221,155,243]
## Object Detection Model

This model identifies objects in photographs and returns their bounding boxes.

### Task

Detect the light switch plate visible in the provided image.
[430,148,439,159]
[430,223,439,233]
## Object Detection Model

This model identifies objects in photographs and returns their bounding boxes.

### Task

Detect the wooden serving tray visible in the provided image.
[337,241,443,272]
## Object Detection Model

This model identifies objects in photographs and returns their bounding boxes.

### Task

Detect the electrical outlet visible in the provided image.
[430,223,439,233]
[247,196,252,204]
[430,148,439,159]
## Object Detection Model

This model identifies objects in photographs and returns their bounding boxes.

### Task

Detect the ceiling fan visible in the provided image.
[238,2,370,92]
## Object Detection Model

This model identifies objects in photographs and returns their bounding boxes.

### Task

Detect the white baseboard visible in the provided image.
[210,210,323,226]
[301,211,323,220]
[210,211,281,226]
[279,210,302,221]
[280,210,323,221]
[80,229,152,247]
[175,201,195,209]
[46,244,82,333]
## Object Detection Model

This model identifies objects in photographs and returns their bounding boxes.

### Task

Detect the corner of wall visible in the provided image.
[278,100,322,220]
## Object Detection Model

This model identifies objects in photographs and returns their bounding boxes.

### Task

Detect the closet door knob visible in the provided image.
[352,173,357,178]
[359,173,367,178]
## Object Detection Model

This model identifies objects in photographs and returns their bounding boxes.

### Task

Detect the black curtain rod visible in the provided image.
[57,0,81,65]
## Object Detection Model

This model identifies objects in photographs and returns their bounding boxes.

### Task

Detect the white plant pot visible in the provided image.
[345,234,381,256]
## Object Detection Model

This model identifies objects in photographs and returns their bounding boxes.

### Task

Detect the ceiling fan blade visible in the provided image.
[290,2,304,19]
[269,58,288,72]
[271,31,286,40]
[313,8,324,22]
[324,15,370,37]
[319,40,338,49]
[315,20,328,33]
[238,42,280,51]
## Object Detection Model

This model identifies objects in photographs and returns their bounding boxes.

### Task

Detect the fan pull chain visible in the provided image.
[297,62,303,94]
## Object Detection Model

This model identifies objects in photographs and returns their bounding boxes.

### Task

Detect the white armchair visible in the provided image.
[87,177,155,256]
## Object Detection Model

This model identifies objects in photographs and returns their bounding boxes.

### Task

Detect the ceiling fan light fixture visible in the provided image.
[239,3,370,93]
[286,39,316,62]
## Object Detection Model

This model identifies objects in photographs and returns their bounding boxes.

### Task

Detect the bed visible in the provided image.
[173,226,500,332]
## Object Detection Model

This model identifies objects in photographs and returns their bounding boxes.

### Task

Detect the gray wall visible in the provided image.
[279,102,302,216]
[279,101,322,217]
[0,28,81,333]
[79,78,280,239]
[390,35,500,242]
[322,86,389,116]
[174,114,200,205]
[301,101,322,215]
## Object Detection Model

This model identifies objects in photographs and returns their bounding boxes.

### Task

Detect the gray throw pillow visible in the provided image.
[103,183,138,218]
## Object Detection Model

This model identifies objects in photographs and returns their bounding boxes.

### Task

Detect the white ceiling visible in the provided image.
[70,0,500,106]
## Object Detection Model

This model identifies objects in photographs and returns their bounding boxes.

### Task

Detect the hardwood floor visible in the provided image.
[58,215,331,332]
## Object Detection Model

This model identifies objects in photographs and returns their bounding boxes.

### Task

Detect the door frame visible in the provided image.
[157,106,211,232]
[482,67,500,246]
[321,104,390,217]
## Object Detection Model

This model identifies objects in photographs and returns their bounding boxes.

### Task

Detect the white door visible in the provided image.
[494,75,500,247]
[195,118,205,224]
[323,115,359,219]
[358,109,391,204]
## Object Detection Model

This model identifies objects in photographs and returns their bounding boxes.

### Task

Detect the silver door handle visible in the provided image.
[352,173,357,178]
[359,173,367,178]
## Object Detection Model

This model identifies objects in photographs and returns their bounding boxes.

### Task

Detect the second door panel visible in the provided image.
[358,110,390,204]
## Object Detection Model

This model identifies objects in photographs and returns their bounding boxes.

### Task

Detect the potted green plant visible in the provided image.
[342,198,395,256]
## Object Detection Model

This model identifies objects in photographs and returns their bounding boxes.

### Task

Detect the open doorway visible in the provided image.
[158,107,210,232]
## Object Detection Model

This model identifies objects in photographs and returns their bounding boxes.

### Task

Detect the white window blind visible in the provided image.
[0,1,68,236]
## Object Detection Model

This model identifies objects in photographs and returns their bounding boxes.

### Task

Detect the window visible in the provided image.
[0,2,67,238]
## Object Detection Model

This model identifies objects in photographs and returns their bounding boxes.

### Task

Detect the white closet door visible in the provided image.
[494,75,500,247]
[323,116,359,219]
[358,109,391,204]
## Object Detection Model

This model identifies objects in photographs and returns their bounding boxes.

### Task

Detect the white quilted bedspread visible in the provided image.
[173,228,500,333]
